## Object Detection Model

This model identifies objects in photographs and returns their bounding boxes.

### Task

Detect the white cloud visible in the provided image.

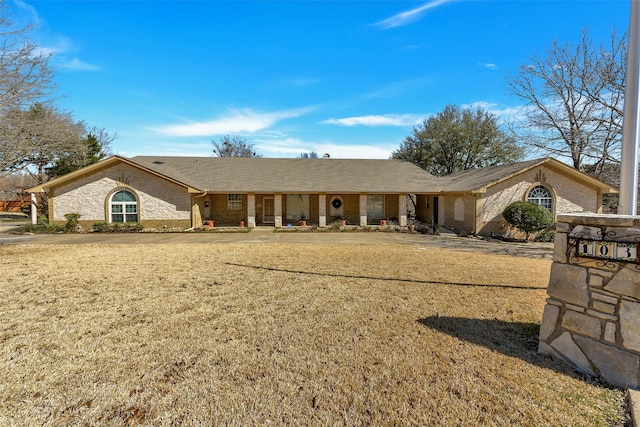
[362,77,433,100]
[479,62,497,70]
[58,57,101,71]
[322,114,423,127]
[373,0,456,29]
[11,1,41,27]
[151,107,315,137]
[460,101,528,122]
[252,135,393,159]
[11,3,100,72]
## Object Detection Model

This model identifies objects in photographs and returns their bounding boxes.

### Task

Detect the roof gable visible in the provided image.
[439,158,617,194]
[27,155,200,193]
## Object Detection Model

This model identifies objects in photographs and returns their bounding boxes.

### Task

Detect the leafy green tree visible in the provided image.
[502,201,553,240]
[212,134,262,157]
[47,129,114,178]
[392,105,522,176]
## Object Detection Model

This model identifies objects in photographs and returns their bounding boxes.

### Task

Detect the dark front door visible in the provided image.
[433,197,439,224]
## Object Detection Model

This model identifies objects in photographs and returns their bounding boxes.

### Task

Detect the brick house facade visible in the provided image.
[27,156,615,234]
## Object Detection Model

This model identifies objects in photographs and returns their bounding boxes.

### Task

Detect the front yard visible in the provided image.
[0,242,627,425]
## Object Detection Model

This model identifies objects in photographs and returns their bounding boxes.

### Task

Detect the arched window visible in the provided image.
[527,185,552,211]
[110,189,138,223]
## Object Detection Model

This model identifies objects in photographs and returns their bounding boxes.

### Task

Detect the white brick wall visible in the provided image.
[478,166,597,225]
[52,163,191,222]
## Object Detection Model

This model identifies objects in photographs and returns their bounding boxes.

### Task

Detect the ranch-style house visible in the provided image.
[27,155,616,236]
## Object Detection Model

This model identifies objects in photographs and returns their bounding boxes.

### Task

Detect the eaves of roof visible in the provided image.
[128,156,443,194]
[27,155,202,193]
[437,158,618,194]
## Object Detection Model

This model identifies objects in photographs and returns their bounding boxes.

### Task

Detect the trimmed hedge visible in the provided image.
[93,222,144,232]
[502,201,553,240]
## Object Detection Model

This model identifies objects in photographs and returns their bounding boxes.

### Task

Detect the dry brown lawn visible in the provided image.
[0,242,626,425]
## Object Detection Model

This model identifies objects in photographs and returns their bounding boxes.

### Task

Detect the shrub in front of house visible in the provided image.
[64,213,82,233]
[534,227,556,242]
[18,223,62,233]
[16,215,61,233]
[92,222,144,232]
[502,201,553,241]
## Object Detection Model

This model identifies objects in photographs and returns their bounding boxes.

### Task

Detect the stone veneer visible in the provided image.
[539,213,640,389]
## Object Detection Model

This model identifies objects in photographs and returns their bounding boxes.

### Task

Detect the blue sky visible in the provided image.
[9,0,631,159]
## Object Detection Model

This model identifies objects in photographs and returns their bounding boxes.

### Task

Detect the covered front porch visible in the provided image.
[193,192,414,228]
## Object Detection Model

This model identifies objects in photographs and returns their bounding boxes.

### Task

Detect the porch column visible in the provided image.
[30,193,37,225]
[596,191,604,214]
[247,193,256,228]
[318,193,327,227]
[192,197,203,228]
[398,193,407,226]
[438,196,445,226]
[274,193,283,227]
[359,194,367,226]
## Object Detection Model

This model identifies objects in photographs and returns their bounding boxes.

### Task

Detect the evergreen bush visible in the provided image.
[63,213,81,233]
[502,201,553,241]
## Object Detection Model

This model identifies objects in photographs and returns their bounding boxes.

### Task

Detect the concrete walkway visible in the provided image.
[0,225,554,259]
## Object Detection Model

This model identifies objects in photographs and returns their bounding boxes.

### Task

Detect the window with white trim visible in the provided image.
[227,194,242,210]
[110,189,138,223]
[527,185,552,211]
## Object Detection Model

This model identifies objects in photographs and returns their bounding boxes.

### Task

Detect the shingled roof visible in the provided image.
[437,157,617,193]
[128,156,443,193]
[28,155,616,196]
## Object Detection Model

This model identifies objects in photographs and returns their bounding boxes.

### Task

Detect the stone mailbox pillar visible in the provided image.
[539,213,640,389]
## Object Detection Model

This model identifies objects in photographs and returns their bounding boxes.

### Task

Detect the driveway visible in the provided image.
[0,226,554,259]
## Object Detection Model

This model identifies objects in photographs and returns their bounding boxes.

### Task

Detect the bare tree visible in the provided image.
[0,1,55,112]
[298,151,319,159]
[506,28,626,179]
[1,103,86,183]
[0,171,36,200]
[212,134,262,157]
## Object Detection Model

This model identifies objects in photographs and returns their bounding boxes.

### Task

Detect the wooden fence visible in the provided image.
[0,200,30,212]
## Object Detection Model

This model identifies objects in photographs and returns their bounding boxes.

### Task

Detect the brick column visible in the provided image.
[274,193,283,227]
[318,193,327,227]
[359,194,367,226]
[247,193,256,228]
[399,193,407,226]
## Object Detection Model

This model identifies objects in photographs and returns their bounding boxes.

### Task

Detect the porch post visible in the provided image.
[274,193,283,227]
[247,193,256,228]
[398,193,407,226]
[30,192,38,225]
[359,193,367,226]
[318,193,327,227]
